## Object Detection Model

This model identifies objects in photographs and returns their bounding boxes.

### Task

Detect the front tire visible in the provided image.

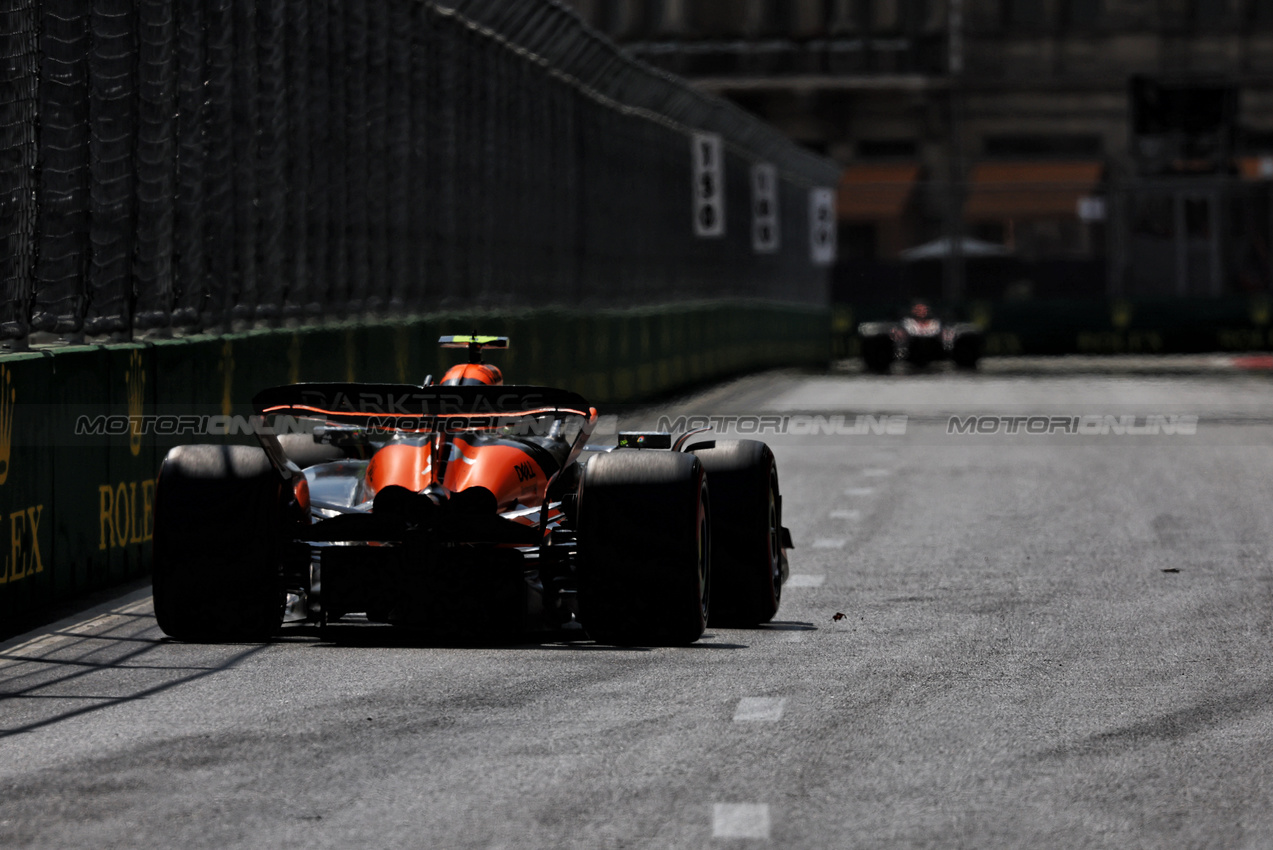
[576,451,710,646]
[152,445,305,642]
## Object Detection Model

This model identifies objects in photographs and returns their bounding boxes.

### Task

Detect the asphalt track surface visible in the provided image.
[5,356,1273,848]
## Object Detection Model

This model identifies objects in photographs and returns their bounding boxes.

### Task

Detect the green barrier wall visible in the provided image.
[836,296,1273,358]
[0,302,829,625]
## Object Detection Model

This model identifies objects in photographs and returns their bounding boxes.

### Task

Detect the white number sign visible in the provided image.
[809,187,836,265]
[692,132,725,238]
[751,163,779,253]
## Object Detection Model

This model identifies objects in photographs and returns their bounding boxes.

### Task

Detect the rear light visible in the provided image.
[292,477,310,512]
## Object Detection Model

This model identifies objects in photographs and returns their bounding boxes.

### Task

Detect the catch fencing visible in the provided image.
[0,0,840,342]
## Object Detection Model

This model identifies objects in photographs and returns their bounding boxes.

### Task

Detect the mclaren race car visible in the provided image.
[858,301,983,373]
[151,336,792,646]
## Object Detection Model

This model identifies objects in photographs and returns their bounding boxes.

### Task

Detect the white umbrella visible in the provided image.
[899,236,1012,261]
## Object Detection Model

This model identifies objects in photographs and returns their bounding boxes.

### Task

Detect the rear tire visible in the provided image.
[152,445,305,641]
[576,451,710,646]
[861,335,894,374]
[951,333,982,370]
[685,440,784,626]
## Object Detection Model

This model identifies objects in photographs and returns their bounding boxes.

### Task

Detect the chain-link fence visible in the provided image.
[0,0,839,343]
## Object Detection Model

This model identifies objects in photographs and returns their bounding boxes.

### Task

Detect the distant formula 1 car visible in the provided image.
[152,335,792,647]
[857,302,983,373]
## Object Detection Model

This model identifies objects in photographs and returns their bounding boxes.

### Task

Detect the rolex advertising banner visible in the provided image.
[0,354,56,624]
[49,348,112,601]
[102,346,159,585]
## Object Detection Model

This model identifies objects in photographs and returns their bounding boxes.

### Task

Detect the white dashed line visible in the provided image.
[733,697,787,723]
[810,538,846,550]
[843,486,875,496]
[786,574,825,588]
[713,803,771,839]
[862,468,893,477]
[829,509,861,520]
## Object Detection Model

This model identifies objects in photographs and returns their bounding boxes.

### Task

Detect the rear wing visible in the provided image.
[251,383,597,478]
[254,383,590,422]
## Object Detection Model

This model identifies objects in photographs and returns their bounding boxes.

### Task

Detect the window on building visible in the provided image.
[1192,0,1227,27]
[791,0,828,37]
[858,139,919,159]
[1253,0,1273,26]
[564,0,602,28]
[771,0,796,32]
[1063,0,1102,28]
[641,0,665,35]
[688,0,763,35]
[597,0,634,37]
[1244,129,1273,153]
[884,0,930,33]
[686,0,740,36]
[871,0,899,31]
[897,0,932,33]
[839,0,931,36]
[1003,0,1047,29]
[984,135,1104,158]
[827,0,859,33]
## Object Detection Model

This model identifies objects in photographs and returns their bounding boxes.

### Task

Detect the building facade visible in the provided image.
[565,0,1273,302]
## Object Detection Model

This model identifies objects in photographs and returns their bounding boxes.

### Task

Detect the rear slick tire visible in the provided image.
[576,451,710,646]
[152,445,303,642]
[861,336,894,374]
[685,440,783,627]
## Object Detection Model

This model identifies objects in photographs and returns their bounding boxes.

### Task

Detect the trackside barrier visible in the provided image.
[838,296,1273,357]
[0,302,828,626]
[0,0,839,338]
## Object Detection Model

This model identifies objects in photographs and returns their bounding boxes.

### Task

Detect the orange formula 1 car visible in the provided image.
[151,336,792,646]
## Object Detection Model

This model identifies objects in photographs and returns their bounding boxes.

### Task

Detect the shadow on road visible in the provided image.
[283,621,754,652]
[0,607,267,739]
[757,620,818,631]
[1033,679,1273,761]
